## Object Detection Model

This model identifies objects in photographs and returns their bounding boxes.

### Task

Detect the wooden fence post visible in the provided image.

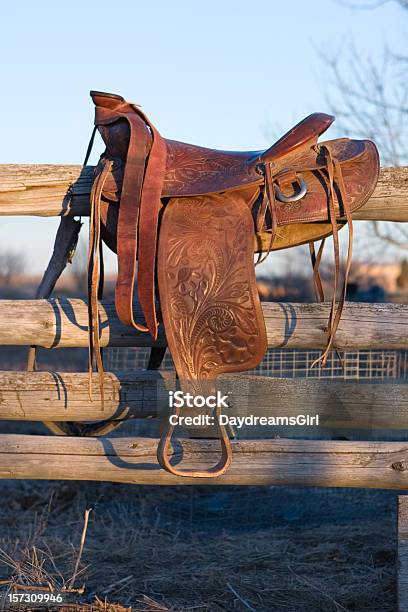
[398,496,408,611]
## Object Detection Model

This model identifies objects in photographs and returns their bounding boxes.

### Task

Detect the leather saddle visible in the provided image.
[86,91,379,478]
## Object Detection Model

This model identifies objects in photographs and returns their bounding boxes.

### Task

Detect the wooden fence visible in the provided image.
[1,164,408,606]
[0,164,407,485]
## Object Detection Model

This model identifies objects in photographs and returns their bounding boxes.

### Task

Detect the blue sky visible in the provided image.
[0,0,406,273]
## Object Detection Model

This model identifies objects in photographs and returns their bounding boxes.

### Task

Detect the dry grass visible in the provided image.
[0,480,397,611]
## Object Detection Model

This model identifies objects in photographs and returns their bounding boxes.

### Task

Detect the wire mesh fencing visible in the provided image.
[105,347,406,380]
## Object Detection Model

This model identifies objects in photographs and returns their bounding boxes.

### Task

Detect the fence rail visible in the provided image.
[0,165,407,220]
[1,299,408,349]
[0,371,407,431]
[0,435,406,487]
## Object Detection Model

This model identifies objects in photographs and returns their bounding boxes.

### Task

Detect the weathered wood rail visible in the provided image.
[0,371,407,432]
[0,435,406,487]
[0,165,407,220]
[1,299,408,350]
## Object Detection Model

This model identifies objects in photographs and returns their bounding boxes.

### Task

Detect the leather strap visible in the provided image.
[311,144,353,367]
[93,103,167,340]
[113,112,151,332]
[309,239,326,302]
[88,158,112,405]
[147,347,167,370]
[253,144,353,369]
[134,110,167,340]
[255,163,278,265]
[88,99,168,422]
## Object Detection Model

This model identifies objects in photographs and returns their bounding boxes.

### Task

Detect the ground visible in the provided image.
[0,478,398,611]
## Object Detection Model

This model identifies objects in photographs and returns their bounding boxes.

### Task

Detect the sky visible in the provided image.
[0,0,406,274]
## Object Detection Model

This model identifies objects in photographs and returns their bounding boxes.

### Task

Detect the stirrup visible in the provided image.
[157,405,232,478]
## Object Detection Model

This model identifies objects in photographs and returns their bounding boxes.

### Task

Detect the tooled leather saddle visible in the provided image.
[86,90,379,478]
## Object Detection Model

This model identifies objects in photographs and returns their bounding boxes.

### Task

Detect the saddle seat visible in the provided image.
[93,90,350,200]
[98,127,377,255]
[162,112,336,196]
[94,90,377,235]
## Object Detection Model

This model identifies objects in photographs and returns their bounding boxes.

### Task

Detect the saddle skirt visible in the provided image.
[86,90,379,478]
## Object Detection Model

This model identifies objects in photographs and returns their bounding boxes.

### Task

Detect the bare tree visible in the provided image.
[260,0,407,279]
[337,0,407,10]
[323,0,408,250]
[0,250,25,288]
[323,44,407,165]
